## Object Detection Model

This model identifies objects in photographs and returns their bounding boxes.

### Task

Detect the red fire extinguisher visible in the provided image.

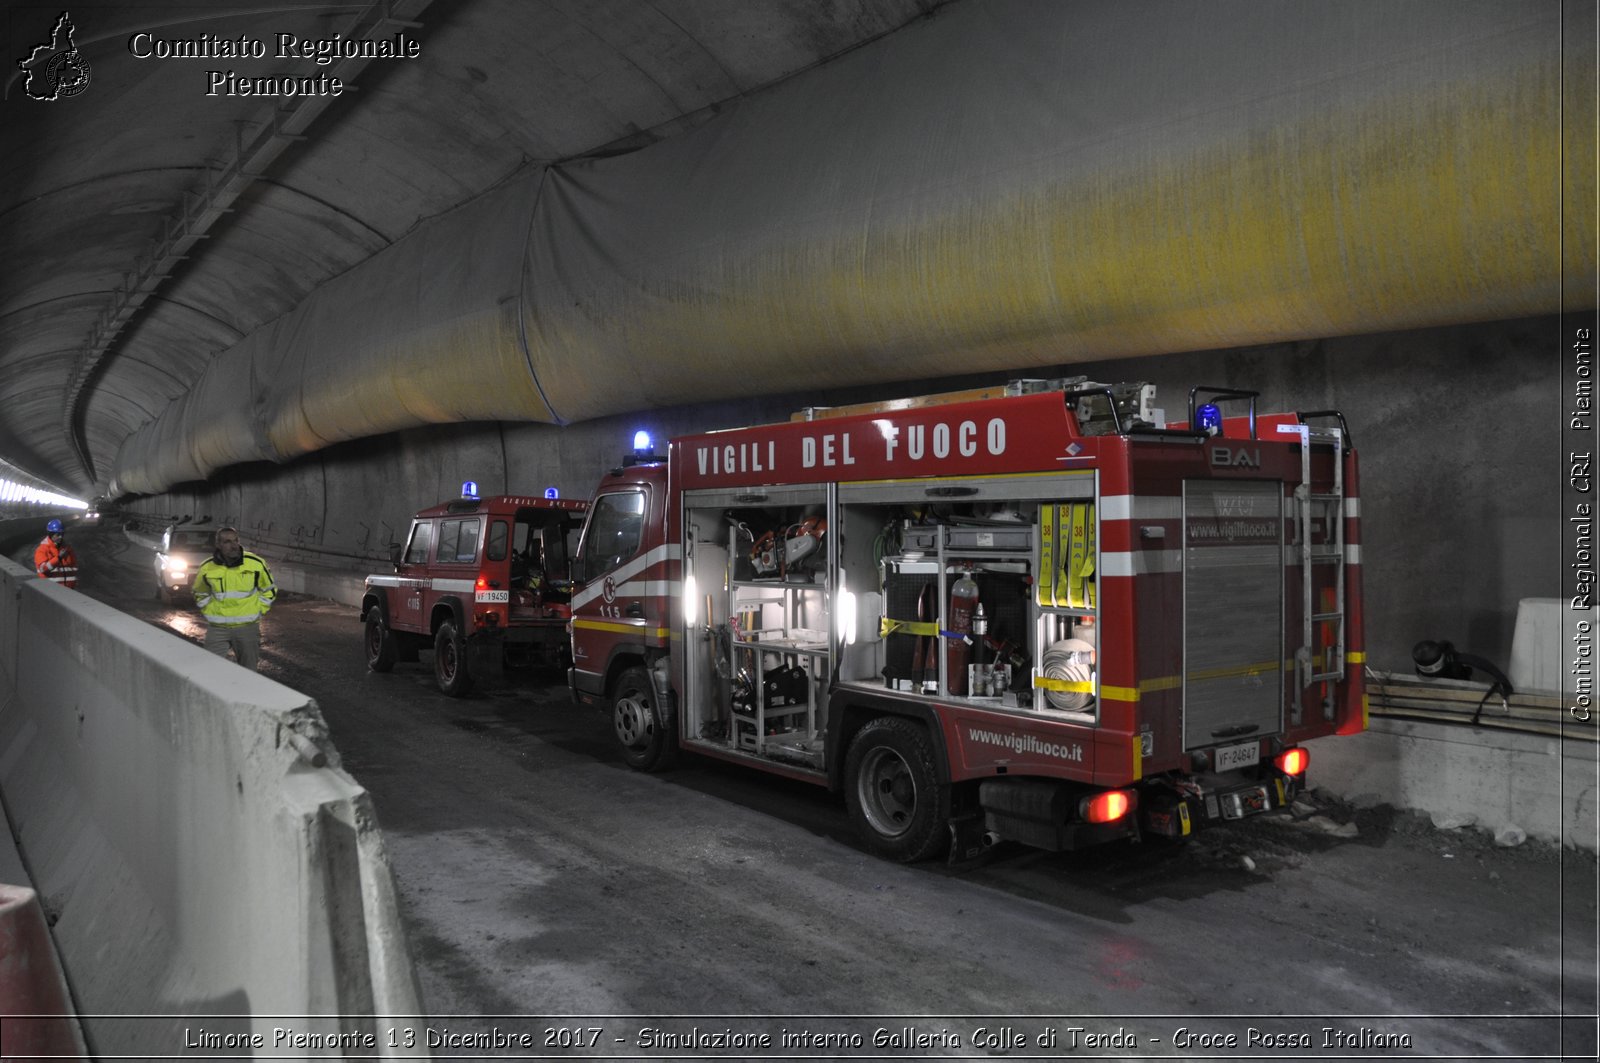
[945,568,980,695]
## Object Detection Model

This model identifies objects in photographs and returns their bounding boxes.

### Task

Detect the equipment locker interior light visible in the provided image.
[1275,747,1310,776]
[837,580,857,644]
[1080,789,1133,824]
[683,572,698,626]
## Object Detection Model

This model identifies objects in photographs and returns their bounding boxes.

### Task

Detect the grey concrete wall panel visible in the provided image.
[0,555,426,1055]
[1308,718,1597,850]
[106,0,1592,498]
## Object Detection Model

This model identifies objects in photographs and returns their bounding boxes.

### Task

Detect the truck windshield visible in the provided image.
[577,490,645,580]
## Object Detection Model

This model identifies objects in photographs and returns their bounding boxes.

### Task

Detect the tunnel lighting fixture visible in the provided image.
[1274,747,1309,776]
[0,477,87,509]
[1080,789,1134,824]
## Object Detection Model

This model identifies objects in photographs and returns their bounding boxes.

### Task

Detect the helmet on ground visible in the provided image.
[45,519,63,534]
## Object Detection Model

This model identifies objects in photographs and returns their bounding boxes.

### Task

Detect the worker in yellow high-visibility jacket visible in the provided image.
[191,526,275,671]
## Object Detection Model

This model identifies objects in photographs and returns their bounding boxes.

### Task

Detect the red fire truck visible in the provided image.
[363,486,588,695]
[568,380,1364,861]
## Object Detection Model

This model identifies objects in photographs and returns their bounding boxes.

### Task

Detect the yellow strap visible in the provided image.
[1062,502,1096,608]
[1057,503,1070,607]
[1072,502,1087,607]
[881,617,938,637]
[1081,504,1096,608]
[1038,503,1056,607]
[1033,676,1095,694]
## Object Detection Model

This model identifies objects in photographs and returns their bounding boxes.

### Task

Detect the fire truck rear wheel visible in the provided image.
[365,613,397,673]
[844,717,948,862]
[611,665,677,772]
[434,619,474,696]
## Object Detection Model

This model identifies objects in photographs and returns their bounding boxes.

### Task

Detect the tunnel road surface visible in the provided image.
[18,523,1598,1058]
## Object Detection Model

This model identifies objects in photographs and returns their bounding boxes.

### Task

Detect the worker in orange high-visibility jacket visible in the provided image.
[33,519,78,589]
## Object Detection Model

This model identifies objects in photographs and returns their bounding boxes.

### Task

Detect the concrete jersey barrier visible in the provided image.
[0,554,428,1057]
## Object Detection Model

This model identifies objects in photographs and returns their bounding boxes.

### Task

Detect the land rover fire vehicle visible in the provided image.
[362,487,588,695]
[568,380,1364,861]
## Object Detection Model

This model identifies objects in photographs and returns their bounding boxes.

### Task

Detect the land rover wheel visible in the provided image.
[844,716,948,862]
[433,619,474,696]
[365,613,397,672]
[611,666,677,771]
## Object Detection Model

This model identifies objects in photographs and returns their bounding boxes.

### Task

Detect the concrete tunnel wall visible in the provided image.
[123,313,1564,679]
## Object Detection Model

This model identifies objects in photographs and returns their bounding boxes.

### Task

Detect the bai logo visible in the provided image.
[17,11,91,100]
[1209,445,1261,469]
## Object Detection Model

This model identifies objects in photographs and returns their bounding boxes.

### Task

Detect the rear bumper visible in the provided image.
[1140,772,1300,839]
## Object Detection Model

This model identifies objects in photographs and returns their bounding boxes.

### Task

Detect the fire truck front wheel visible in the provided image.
[611,666,677,772]
[434,619,475,696]
[844,717,948,863]
[365,614,398,672]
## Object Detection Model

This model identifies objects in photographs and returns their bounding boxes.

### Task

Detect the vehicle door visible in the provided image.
[428,515,483,625]
[392,519,433,632]
[570,488,650,682]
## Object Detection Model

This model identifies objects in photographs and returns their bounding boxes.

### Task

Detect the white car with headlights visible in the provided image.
[155,525,219,604]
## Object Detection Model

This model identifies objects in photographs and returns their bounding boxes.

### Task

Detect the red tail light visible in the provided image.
[475,575,488,590]
[1080,789,1134,824]
[1275,747,1310,776]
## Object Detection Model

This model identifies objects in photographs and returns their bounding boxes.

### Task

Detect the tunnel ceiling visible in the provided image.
[3,0,1594,502]
[1,0,944,498]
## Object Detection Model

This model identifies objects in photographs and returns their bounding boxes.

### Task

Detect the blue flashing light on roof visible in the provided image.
[1196,403,1223,435]
[544,487,559,500]
[621,429,665,468]
[461,480,480,500]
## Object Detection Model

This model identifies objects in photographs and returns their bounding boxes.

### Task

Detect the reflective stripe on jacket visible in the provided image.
[192,552,276,625]
[33,537,78,589]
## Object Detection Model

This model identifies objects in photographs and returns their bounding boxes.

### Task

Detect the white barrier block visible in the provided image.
[1509,597,1568,695]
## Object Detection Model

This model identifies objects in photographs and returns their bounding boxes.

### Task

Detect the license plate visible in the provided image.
[474,590,509,603]
[1214,741,1260,772]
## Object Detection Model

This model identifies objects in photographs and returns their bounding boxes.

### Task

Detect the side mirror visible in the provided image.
[389,542,403,570]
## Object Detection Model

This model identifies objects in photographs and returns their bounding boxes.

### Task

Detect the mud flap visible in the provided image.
[947,812,990,864]
[466,634,506,685]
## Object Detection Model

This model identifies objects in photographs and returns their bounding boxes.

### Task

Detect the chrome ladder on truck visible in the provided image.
[1292,423,1346,724]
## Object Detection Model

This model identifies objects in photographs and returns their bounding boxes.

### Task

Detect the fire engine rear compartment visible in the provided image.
[674,434,1350,851]
[676,469,1301,753]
